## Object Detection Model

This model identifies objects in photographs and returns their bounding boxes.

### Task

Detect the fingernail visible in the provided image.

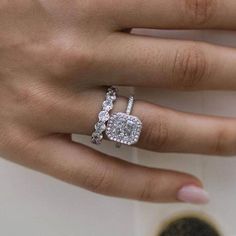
[177,185,210,205]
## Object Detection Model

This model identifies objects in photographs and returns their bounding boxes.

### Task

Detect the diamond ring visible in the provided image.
[91,87,118,145]
[106,96,143,146]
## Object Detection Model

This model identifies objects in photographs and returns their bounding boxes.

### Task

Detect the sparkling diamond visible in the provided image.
[106,112,142,145]
[102,100,113,111]
[106,93,116,101]
[98,111,109,122]
[91,132,103,145]
[95,122,106,133]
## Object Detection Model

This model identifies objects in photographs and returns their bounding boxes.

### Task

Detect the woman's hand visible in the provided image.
[1,0,236,204]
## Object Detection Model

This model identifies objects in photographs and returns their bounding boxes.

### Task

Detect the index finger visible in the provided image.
[109,0,236,29]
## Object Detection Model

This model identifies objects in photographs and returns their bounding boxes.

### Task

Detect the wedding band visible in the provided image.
[125,96,134,115]
[106,95,142,146]
[91,87,117,145]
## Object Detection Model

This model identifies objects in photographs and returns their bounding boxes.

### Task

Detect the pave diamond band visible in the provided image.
[91,87,117,145]
[126,96,134,115]
[106,95,142,146]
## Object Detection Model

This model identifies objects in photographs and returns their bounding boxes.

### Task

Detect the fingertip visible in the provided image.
[177,185,210,205]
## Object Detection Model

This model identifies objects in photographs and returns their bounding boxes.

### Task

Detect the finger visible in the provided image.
[40,88,236,156]
[133,100,236,156]
[108,0,236,29]
[9,133,205,203]
[95,33,236,90]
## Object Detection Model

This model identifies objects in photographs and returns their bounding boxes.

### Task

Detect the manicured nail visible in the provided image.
[177,185,210,205]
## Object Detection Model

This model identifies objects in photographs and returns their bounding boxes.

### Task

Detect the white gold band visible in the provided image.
[91,87,117,145]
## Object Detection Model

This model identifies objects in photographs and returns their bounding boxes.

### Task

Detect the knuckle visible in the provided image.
[172,45,208,89]
[64,49,94,74]
[214,127,236,156]
[46,33,98,80]
[14,85,38,106]
[81,161,114,194]
[49,41,95,80]
[143,114,169,151]
[183,0,217,25]
[13,83,60,116]
[15,83,49,107]
[138,173,158,202]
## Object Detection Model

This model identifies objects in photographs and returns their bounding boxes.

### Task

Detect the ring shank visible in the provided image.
[126,96,134,115]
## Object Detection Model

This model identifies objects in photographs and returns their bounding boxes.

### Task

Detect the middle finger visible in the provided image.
[109,0,236,29]
[95,33,236,90]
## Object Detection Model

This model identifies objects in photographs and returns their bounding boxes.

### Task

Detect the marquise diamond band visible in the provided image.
[91,87,117,145]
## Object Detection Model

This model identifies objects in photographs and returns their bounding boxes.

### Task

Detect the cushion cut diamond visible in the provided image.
[106,113,142,145]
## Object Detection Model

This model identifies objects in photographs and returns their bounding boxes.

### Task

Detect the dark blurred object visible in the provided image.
[159,216,221,236]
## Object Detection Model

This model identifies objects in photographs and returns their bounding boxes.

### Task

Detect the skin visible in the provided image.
[1,0,236,203]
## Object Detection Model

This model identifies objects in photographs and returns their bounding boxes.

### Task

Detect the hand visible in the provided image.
[1,0,235,204]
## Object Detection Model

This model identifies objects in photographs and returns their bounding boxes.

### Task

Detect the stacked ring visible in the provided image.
[106,95,142,146]
[91,87,118,145]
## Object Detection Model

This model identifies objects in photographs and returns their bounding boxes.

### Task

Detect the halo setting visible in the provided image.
[106,112,142,145]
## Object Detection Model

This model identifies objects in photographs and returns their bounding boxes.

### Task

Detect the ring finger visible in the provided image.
[39,88,236,156]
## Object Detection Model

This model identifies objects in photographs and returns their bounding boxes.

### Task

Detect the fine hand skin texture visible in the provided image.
[1,0,236,204]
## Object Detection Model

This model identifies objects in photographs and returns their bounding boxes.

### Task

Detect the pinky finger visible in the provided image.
[12,134,209,204]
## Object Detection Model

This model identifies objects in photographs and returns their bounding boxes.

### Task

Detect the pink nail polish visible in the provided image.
[177,185,210,205]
